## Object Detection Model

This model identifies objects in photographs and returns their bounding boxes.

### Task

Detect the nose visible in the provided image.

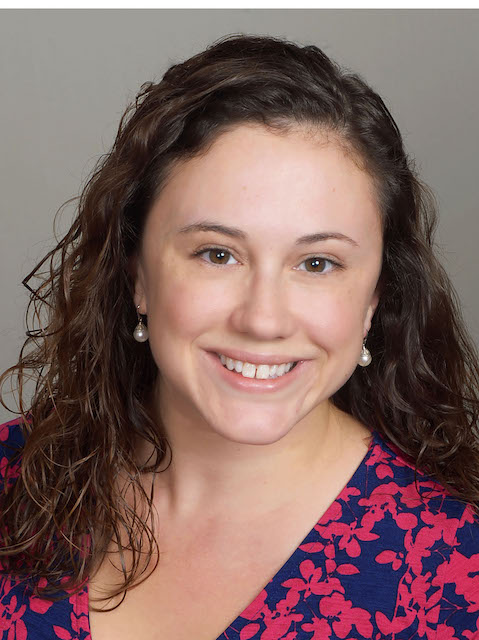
[229,268,296,340]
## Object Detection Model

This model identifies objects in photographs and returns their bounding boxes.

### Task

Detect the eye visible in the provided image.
[297,256,340,274]
[193,247,342,274]
[193,247,238,266]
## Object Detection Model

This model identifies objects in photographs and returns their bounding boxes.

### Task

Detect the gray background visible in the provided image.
[1,9,478,423]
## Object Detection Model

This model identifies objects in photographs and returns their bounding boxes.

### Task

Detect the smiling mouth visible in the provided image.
[216,353,299,380]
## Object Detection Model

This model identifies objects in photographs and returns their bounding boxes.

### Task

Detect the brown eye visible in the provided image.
[194,247,237,266]
[305,257,329,273]
[208,249,230,264]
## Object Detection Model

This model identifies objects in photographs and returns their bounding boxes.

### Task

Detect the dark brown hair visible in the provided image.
[1,34,478,600]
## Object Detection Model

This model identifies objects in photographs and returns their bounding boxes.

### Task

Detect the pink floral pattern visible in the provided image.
[1,417,479,639]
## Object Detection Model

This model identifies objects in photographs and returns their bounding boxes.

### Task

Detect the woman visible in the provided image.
[1,34,479,640]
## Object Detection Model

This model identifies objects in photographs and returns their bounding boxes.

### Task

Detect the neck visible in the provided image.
[138,389,369,526]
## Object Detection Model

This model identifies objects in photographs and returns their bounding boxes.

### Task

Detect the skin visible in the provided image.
[132,123,383,527]
[88,124,384,637]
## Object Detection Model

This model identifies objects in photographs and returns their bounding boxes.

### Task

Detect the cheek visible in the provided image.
[298,285,369,350]
[147,273,226,339]
[145,272,237,383]
[299,287,371,393]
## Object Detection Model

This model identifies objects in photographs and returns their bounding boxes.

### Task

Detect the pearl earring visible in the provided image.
[358,338,372,367]
[133,305,149,343]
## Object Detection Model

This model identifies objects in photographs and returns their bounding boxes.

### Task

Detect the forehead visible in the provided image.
[144,124,382,246]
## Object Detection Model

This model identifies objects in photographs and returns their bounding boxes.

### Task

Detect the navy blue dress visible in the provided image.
[1,417,479,639]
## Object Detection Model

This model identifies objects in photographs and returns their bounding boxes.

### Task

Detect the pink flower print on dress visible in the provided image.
[436,623,465,640]
[319,592,373,638]
[282,559,344,598]
[0,424,9,443]
[259,589,303,640]
[318,520,379,558]
[435,549,479,614]
[375,549,404,571]
[0,593,27,640]
[301,616,333,639]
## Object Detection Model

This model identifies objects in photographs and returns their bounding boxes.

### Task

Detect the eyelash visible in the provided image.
[192,246,344,275]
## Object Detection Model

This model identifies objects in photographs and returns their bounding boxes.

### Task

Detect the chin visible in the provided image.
[206,413,298,446]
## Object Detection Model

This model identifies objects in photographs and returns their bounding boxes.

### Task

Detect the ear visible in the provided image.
[129,254,148,315]
[363,290,380,337]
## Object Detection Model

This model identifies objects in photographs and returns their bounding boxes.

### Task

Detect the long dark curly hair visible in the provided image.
[1,34,478,601]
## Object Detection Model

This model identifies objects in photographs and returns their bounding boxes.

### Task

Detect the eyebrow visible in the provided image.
[177,221,359,247]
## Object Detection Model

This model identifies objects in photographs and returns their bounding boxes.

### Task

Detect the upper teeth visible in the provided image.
[218,354,296,379]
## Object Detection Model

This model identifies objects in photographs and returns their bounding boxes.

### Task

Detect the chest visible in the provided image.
[87,428,370,639]
[88,502,332,640]
[89,547,277,640]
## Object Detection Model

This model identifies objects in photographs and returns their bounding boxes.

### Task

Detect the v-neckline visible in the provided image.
[82,430,379,640]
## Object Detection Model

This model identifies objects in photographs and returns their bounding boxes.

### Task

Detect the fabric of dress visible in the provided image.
[1,416,479,640]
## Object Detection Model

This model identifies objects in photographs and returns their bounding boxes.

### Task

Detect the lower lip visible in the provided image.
[204,351,309,393]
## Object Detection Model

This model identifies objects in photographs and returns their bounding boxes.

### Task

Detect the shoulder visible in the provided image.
[310,430,479,637]
[0,576,89,640]
[0,417,26,493]
[365,431,479,635]
[0,417,26,450]
[0,417,90,639]
[363,430,479,536]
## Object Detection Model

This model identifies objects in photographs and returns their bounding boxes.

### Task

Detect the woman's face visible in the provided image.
[133,124,383,445]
